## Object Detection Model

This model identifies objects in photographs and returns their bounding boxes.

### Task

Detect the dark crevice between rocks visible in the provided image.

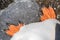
[0,0,14,10]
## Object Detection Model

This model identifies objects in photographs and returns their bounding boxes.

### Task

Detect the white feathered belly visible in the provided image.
[10,19,60,40]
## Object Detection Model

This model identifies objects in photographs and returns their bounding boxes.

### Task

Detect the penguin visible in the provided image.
[10,19,60,40]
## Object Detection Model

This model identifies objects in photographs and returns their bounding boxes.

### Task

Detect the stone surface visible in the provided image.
[0,0,40,40]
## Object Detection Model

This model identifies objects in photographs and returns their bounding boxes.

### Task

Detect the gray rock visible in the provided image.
[0,30,11,40]
[0,0,40,40]
[0,0,39,29]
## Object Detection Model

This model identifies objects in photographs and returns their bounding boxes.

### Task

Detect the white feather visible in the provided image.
[10,19,60,40]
